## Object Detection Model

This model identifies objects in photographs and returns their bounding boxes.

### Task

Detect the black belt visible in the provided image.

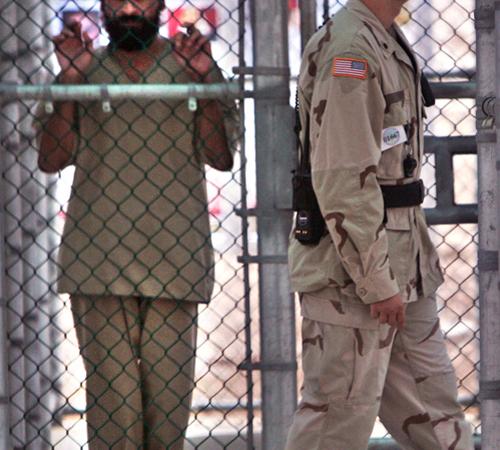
[381,180,425,209]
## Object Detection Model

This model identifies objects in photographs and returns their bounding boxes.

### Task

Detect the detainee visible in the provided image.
[35,0,237,448]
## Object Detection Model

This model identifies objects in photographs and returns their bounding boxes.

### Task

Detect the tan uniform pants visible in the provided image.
[285,295,473,450]
[71,295,198,450]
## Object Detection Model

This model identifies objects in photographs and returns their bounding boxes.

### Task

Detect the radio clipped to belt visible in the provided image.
[292,90,326,245]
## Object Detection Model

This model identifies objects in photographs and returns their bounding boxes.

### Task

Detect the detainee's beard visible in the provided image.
[104,11,161,51]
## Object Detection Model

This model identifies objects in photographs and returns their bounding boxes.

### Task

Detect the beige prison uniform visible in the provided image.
[71,295,197,450]
[286,1,473,449]
[59,40,233,302]
[35,39,237,449]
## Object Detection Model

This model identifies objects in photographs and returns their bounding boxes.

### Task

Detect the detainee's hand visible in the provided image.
[370,293,405,329]
[172,25,217,82]
[53,21,93,83]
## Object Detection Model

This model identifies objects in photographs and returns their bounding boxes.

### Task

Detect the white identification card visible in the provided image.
[381,125,407,151]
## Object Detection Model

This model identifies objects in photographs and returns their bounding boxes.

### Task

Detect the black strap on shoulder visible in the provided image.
[420,73,436,107]
[294,87,311,175]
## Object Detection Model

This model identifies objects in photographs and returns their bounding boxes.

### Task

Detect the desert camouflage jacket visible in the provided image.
[288,0,444,306]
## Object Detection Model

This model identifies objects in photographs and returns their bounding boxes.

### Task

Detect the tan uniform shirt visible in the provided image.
[37,40,237,303]
[288,0,444,320]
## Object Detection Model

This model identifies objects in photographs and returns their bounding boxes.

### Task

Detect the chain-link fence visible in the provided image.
[0,0,483,448]
[0,0,254,448]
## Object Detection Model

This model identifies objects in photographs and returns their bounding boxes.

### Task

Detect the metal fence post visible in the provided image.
[251,0,298,448]
[299,0,317,53]
[0,95,11,450]
[0,1,13,446]
[478,0,500,447]
[0,1,63,446]
[0,254,9,449]
[0,1,28,447]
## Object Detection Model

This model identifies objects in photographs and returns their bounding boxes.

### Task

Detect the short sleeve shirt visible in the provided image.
[57,41,216,302]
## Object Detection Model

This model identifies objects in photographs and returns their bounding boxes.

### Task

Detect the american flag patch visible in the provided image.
[332,57,368,80]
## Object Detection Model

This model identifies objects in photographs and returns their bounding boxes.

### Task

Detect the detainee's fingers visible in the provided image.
[194,35,210,53]
[202,39,212,56]
[53,34,65,44]
[173,32,185,50]
[82,31,92,44]
[186,33,204,52]
[61,26,77,38]
[187,27,202,46]
[190,36,209,57]
[71,21,83,35]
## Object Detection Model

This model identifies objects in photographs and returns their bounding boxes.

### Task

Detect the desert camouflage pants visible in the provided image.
[284,295,473,450]
[71,295,198,450]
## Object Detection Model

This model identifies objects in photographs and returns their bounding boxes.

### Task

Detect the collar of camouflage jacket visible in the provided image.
[345,0,416,73]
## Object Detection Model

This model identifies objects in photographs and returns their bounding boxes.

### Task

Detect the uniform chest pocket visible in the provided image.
[383,90,408,127]
[379,93,409,180]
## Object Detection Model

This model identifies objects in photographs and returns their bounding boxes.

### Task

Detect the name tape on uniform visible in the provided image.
[332,57,368,80]
[381,125,407,151]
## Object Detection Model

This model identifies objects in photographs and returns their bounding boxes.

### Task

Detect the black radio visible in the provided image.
[292,89,325,246]
[292,171,325,245]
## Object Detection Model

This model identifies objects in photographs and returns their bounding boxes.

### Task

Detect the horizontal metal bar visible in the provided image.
[239,206,478,225]
[58,400,262,418]
[424,135,476,155]
[239,361,298,371]
[429,81,476,99]
[0,82,243,102]
[235,208,282,218]
[368,436,481,450]
[235,208,257,218]
[424,205,478,225]
[232,66,291,76]
[237,255,288,264]
[4,81,467,103]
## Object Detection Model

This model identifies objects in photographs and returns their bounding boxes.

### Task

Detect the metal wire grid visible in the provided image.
[0,0,481,447]
[0,0,252,448]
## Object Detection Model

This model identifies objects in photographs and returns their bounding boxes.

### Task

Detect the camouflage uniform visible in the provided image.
[285,1,473,449]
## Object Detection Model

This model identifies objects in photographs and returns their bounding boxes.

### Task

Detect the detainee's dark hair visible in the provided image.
[100,0,166,10]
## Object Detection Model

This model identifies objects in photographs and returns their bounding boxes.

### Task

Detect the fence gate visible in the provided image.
[0,0,256,449]
[0,0,490,449]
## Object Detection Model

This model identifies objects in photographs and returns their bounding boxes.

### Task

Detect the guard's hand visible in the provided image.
[172,25,216,82]
[53,21,93,83]
[370,293,405,329]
